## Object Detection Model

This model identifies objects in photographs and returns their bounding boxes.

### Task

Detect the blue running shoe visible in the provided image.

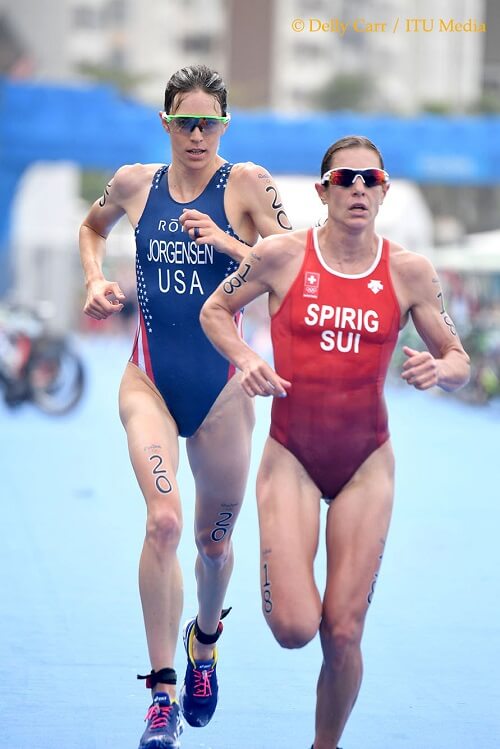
[179,617,219,727]
[138,692,183,748]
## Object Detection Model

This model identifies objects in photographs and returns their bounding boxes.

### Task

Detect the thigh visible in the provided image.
[323,440,395,626]
[186,373,255,535]
[257,436,323,625]
[119,363,181,517]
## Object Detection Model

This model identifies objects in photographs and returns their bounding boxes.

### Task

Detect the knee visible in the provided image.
[145,506,182,554]
[268,613,320,650]
[196,532,233,570]
[320,616,363,670]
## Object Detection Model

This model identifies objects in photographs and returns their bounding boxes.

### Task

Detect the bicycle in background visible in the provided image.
[0,303,85,415]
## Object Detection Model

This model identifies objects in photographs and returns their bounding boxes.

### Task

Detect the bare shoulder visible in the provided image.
[253,228,307,265]
[229,161,274,186]
[389,240,436,284]
[225,161,291,237]
[388,241,440,313]
[236,229,307,300]
[109,163,164,203]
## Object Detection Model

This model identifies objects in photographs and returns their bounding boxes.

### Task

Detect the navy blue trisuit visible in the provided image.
[130,162,244,437]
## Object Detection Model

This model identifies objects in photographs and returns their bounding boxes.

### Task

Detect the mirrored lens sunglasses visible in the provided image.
[321,167,390,188]
[162,113,231,132]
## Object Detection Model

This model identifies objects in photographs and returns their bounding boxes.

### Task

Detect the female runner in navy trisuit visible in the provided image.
[79,64,291,748]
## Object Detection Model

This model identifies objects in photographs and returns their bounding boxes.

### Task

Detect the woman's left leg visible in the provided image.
[314,441,395,749]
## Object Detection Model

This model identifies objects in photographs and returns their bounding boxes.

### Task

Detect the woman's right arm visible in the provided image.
[200,238,292,398]
[79,166,136,320]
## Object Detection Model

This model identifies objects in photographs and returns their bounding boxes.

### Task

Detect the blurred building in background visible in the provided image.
[266,0,485,113]
[0,0,227,104]
[483,0,500,98]
[1,0,490,112]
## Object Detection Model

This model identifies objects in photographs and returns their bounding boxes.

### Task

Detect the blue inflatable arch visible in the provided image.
[2,78,500,287]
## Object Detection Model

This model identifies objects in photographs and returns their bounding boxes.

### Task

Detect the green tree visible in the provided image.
[313,73,376,111]
[421,100,455,114]
[76,63,150,96]
[468,92,500,114]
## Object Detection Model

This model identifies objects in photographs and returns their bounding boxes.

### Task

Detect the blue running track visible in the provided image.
[1,336,498,749]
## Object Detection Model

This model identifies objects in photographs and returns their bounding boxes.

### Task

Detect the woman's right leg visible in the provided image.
[119,363,183,700]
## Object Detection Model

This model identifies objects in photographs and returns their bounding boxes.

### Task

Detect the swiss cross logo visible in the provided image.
[368,279,383,294]
[303,271,320,298]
